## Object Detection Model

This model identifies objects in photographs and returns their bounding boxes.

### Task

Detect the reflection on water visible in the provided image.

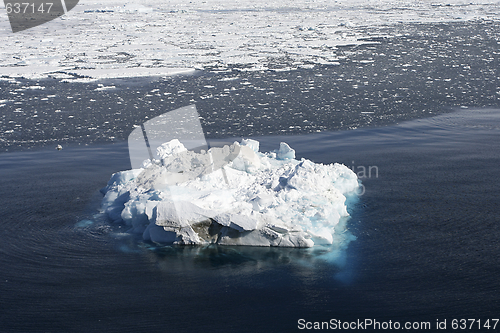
[109,216,358,273]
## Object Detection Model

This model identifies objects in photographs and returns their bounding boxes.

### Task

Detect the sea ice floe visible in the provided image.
[2,0,497,80]
[101,139,360,248]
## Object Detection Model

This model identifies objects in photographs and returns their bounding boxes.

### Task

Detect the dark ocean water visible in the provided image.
[1,22,500,332]
[1,108,499,332]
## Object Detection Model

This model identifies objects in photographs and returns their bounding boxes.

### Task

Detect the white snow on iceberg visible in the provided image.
[101,139,360,248]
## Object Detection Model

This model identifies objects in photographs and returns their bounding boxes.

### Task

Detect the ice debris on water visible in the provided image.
[100,139,360,248]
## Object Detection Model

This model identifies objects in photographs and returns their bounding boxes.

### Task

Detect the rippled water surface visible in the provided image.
[1,21,500,333]
[1,108,500,332]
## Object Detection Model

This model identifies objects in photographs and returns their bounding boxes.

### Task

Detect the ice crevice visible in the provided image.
[101,139,360,248]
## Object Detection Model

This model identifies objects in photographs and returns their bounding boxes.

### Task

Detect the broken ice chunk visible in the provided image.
[215,213,259,232]
[155,201,216,228]
[157,139,188,159]
[276,142,295,160]
[241,138,260,153]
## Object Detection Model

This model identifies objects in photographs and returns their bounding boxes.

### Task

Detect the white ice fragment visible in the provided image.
[121,3,153,13]
[279,233,315,248]
[267,224,289,234]
[250,193,274,211]
[241,138,260,153]
[230,145,260,173]
[276,142,295,160]
[155,201,215,228]
[309,228,335,245]
[215,213,258,232]
[156,139,188,160]
[105,169,143,188]
[143,224,178,243]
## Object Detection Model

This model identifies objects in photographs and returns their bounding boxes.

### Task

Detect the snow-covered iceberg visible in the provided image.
[101,139,359,248]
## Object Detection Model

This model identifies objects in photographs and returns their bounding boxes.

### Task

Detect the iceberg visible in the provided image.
[101,138,360,248]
